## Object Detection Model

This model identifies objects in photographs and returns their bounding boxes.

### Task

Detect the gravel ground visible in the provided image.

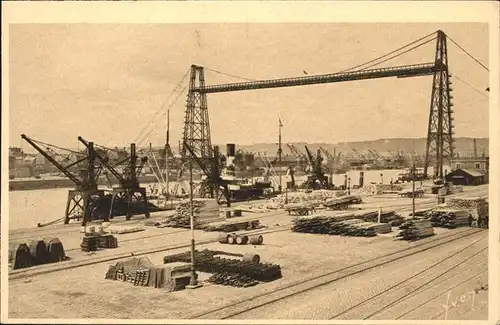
[229,231,488,320]
[7,185,490,320]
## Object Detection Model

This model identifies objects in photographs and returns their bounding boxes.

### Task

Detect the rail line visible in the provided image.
[7,223,292,280]
[192,228,484,319]
[327,233,488,319]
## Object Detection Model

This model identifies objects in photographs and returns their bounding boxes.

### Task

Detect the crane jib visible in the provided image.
[192,62,442,94]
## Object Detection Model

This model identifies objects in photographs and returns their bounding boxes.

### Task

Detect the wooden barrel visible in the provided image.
[218,233,229,244]
[235,235,248,245]
[249,235,264,245]
[227,234,236,244]
[233,209,242,217]
[242,253,260,264]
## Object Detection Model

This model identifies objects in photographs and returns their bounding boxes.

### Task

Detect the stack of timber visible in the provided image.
[108,226,145,235]
[163,199,224,229]
[105,257,155,287]
[266,190,344,209]
[352,210,405,226]
[360,183,404,196]
[208,272,259,287]
[447,197,488,218]
[291,212,385,237]
[163,249,282,282]
[409,208,433,219]
[204,215,262,232]
[395,219,434,241]
[428,209,470,228]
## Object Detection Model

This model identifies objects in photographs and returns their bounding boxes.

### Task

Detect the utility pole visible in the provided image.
[412,161,416,220]
[187,152,200,289]
[165,109,170,198]
[278,118,283,193]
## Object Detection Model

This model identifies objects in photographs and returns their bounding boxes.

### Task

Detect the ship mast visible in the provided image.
[165,108,170,196]
[278,118,283,192]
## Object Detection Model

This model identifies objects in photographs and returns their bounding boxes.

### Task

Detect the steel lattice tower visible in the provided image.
[424,30,454,178]
[181,65,213,161]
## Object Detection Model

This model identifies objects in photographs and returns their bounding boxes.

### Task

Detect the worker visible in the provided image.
[390,180,393,191]
[468,214,473,228]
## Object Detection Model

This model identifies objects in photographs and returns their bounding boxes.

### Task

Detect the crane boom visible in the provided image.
[78,136,125,184]
[193,62,442,94]
[21,134,83,186]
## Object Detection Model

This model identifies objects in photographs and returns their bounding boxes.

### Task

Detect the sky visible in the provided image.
[8,23,489,152]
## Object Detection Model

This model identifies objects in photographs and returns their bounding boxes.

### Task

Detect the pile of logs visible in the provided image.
[427,209,470,228]
[267,190,345,209]
[291,213,390,237]
[447,197,488,217]
[208,272,259,287]
[204,220,262,232]
[395,219,434,241]
[163,249,282,282]
[360,184,404,195]
[163,199,224,229]
[354,210,405,226]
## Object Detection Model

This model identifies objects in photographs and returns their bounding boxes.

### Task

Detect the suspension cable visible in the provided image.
[136,84,188,146]
[133,69,190,143]
[453,74,489,99]
[446,35,489,72]
[341,31,438,72]
[205,67,257,82]
[30,138,82,155]
[359,36,437,71]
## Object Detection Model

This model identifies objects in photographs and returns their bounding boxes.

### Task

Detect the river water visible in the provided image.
[8,168,438,231]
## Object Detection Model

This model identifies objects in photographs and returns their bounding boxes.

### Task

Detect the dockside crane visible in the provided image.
[286,144,308,171]
[21,134,106,226]
[184,142,231,207]
[78,137,150,221]
[303,146,329,189]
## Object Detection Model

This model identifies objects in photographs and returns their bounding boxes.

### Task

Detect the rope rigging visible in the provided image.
[452,74,489,99]
[446,35,489,72]
[341,31,438,73]
[136,83,189,146]
[205,67,257,82]
[133,69,190,144]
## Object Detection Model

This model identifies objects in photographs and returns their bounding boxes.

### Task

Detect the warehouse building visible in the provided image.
[445,168,486,186]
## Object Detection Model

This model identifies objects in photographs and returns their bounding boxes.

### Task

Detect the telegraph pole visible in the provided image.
[278,118,283,193]
[187,151,201,289]
[411,161,416,220]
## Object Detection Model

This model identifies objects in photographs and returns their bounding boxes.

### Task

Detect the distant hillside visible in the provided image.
[228,137,489,157]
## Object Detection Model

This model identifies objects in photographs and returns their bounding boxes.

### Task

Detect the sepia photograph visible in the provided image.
[1,1,499,324]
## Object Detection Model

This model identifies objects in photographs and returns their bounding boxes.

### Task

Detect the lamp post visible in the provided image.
[187,153,200,289]
[411,162,416,220]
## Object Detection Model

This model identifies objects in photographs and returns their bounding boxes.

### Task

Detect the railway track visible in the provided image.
[192,228,485,319]
[8,223,292,280]
[326,233,488,319]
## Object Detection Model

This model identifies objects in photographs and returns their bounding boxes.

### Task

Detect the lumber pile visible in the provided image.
[447,197,488,218]
[266,189,345,209]
[208,272,259,288]
[108,226,145,235]
[163,199,225,229]
[203,218,262,232]
[428,209,470,228]
[360,183,404,195]
[163,249,282,282]
[291,213,381,237]
[395,219,434,241]
[353,210,405,226]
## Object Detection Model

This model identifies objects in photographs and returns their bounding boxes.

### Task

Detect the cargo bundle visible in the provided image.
[395,219,435,241]
[163,249,282,284]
